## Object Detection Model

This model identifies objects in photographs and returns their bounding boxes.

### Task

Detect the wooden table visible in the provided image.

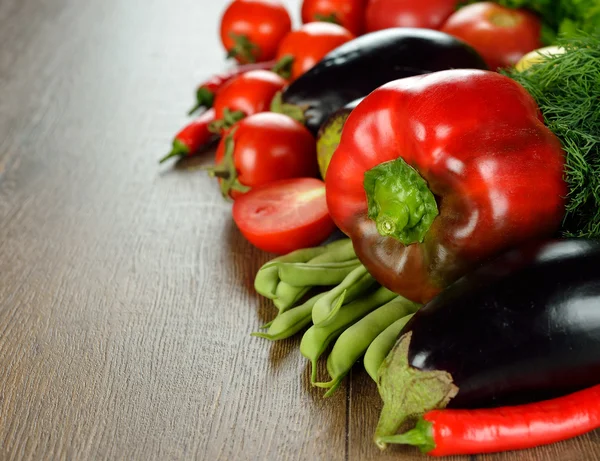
[0,0,598,459]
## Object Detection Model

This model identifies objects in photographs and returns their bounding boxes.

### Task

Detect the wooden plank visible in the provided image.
[0,0,346,459]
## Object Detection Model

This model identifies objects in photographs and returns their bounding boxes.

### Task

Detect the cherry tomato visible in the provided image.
[365,0,459,32]
[220,0,292,64]
[301,0,368,36]
[232,178,336,254]
[213,112,319,199]
[211,70,287,131]
[276,22,355,81]
[441,2,542,70]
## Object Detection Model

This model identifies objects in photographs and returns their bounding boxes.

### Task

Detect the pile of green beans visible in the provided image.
[252,238,421,397]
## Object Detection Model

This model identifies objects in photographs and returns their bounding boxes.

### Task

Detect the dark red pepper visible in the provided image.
[188,61,278,115]
[159,109,216,164]
[378,384,600,456]
[325,69,566,304]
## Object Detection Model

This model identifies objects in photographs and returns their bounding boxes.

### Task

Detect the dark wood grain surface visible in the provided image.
[0,0,598,460]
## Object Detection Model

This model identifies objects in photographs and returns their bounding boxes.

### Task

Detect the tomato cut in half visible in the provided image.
[232,178,337,254]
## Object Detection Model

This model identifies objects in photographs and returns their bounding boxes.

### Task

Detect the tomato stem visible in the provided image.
[271,55,294,80]
[208,108,246,134]
[364,157,438,245]
[314,12,339,25]
[227,32,259,63]
[205,127,249,199]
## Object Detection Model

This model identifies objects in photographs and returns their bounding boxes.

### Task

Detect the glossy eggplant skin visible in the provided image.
[402,239,600,408]
[282,28,488,135]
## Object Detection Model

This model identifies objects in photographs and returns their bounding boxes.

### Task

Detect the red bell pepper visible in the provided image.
[325,69,566,304]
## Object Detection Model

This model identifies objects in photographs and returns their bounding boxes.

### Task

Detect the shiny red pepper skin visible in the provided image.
[189,61,277,115]
[423,384,600,456]
[325,69,566,304]
[159,109,216,164]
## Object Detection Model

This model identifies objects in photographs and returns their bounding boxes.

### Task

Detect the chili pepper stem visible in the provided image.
[188,87,216,116]
[159,139,190,164]
[377,418,435,453]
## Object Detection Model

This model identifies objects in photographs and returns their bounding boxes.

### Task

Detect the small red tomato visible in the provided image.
[220,0,293,64]
[365,0,459,32]
[301,0,368,36]
[233,177,336,254]
[212,112,319,199]
[276,22,355,81]
[212,70,287,130]
[441,2,542,70]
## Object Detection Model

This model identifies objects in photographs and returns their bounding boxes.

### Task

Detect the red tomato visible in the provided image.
[365,0,459,32]
[220,0,292,64]
[441,2,542,70]
[276,22,355,81]
[301,0,368,36]
[232,178,336,254]
[214,112,319,199]
[213,70,287,124]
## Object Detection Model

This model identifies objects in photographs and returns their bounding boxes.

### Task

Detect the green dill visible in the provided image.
[503,34,600,238]
[460,0,600,44]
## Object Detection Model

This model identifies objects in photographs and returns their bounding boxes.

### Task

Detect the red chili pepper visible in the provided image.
[159,108,216,164]
[378,384,600,456]
[188,61,277,115]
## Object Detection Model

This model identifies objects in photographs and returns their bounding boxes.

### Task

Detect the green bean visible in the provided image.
[278,259,361,287]
[251,293,325,341]
[300,286,397,384]
[254,247,327,299]
[272,239,357,312]
[312,265,376,327]
[272,284,311,312]
[315,298,420,397]
[364,313,416,383]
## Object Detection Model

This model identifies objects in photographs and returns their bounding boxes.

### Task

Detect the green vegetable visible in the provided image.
[277,259,361,287]
[300,286,397,384]
[462,0,600,44]
[255,238,357,312]
[251,293,325,341]
[364,314,416,382]
[315,297,420,397]
[504,34,600,238]
[311,265,377,327]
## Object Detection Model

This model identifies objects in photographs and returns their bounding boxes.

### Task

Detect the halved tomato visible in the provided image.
[232,178,336,254]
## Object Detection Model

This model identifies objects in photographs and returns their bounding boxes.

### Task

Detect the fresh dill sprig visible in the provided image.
[504,34,600,238]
